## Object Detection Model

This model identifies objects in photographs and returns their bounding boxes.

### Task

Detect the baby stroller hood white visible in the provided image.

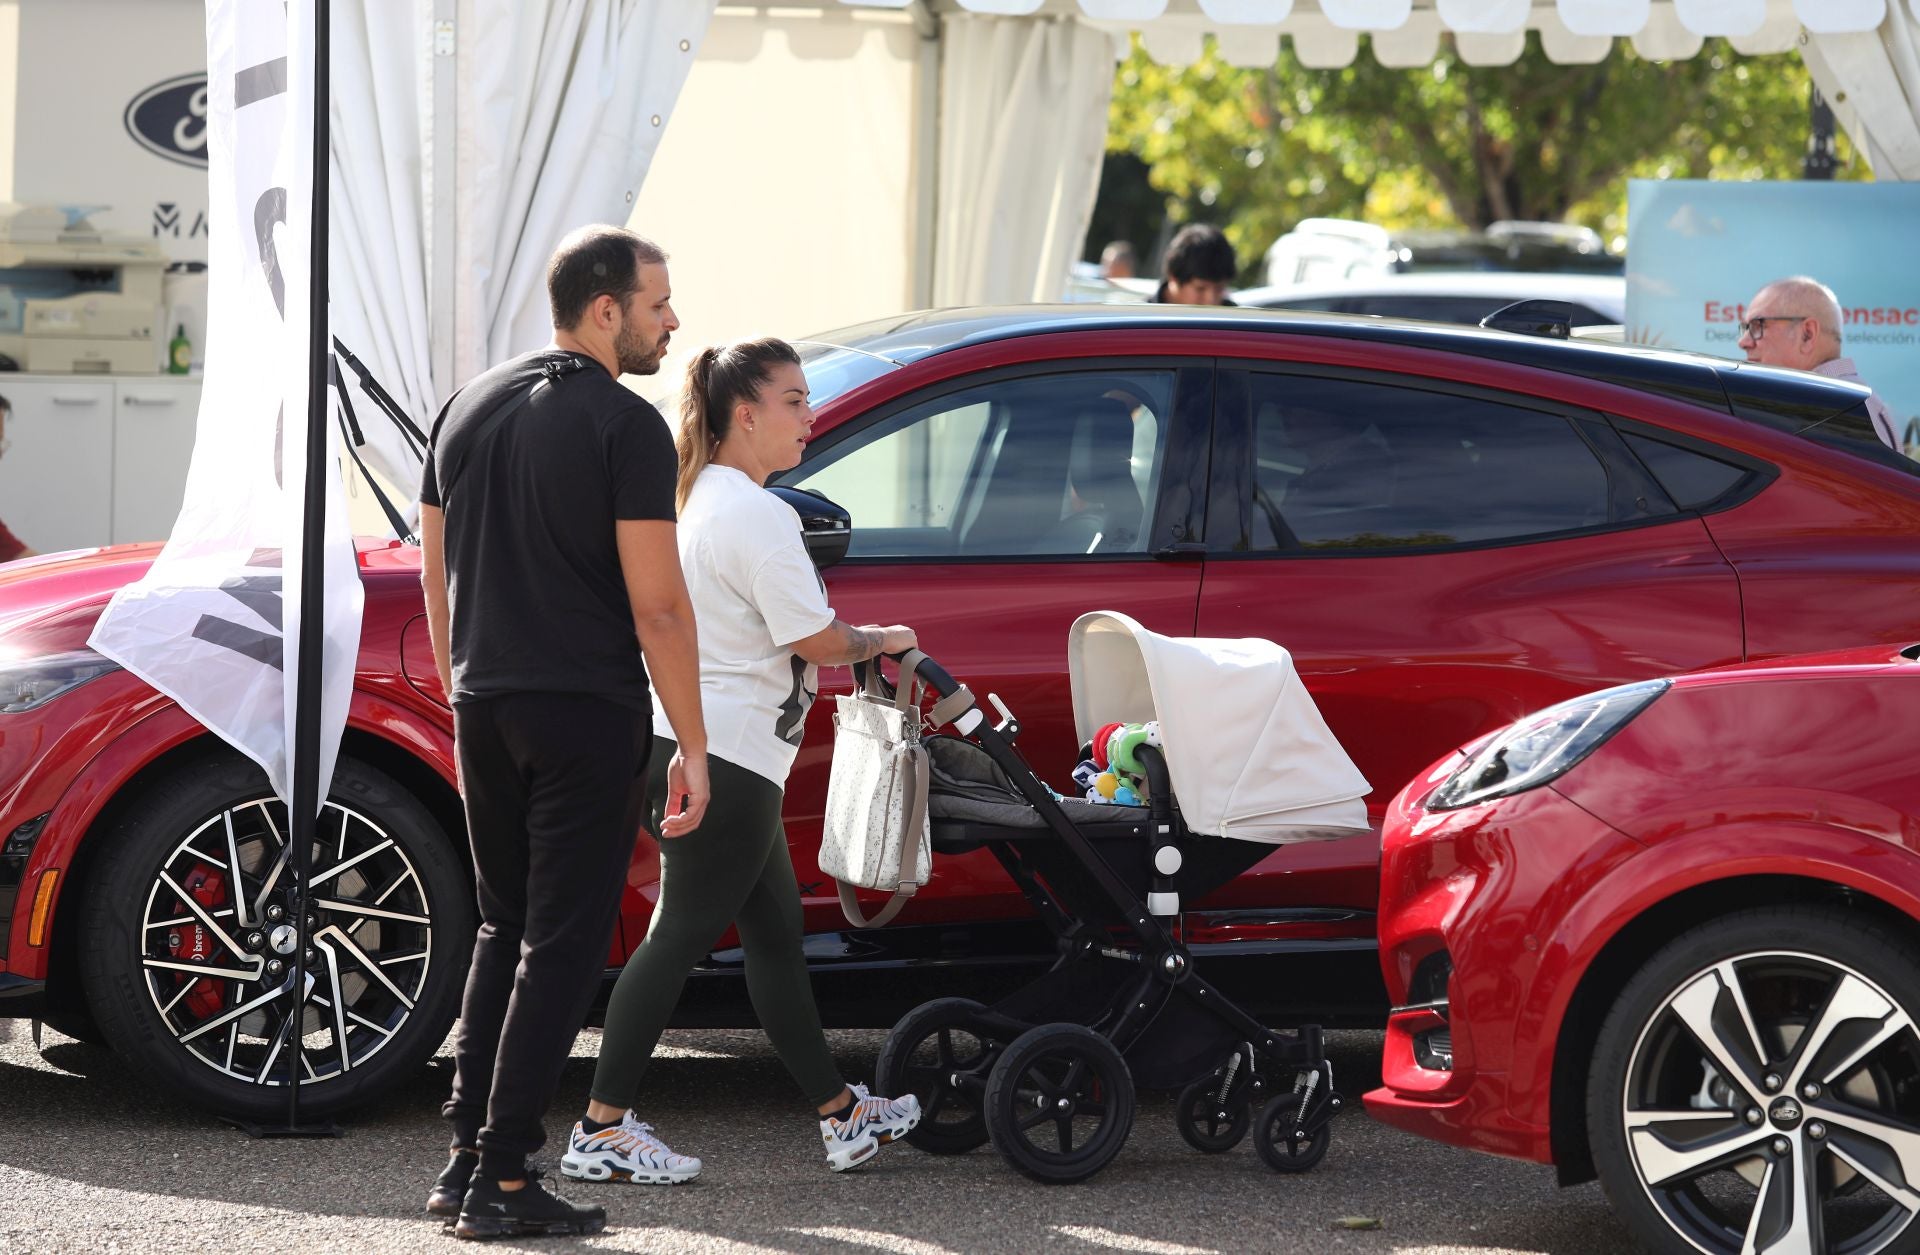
[1067,611,1371,844]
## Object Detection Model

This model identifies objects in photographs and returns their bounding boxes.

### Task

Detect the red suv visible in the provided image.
[3,305,1916,1121]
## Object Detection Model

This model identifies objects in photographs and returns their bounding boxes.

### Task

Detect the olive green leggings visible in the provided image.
[589,740,846,1110]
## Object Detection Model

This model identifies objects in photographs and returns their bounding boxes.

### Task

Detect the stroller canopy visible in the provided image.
[1067,611,1372,846]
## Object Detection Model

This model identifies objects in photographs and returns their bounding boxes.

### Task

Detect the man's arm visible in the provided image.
[417,504,453,697]
[616,519,709,837]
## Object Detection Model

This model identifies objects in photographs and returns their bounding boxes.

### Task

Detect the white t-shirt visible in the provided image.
[653,464,835,786]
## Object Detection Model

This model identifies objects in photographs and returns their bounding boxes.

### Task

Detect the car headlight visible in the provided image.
[0,650,122,714]
[1427,679,1668,812]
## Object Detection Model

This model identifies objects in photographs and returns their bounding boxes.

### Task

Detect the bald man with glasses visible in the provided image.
[1736,276,1903,454]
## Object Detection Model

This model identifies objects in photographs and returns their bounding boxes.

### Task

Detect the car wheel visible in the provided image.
[1588,906,1920,1255]
[79,749,472,1121]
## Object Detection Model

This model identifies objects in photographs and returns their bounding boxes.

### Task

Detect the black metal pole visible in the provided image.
[1805,84,1838,180]
[285,0,331,1128]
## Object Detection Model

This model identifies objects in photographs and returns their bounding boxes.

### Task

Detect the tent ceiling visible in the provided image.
[836,0,1908,64]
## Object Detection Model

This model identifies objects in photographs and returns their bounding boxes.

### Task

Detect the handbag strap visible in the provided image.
[835,741,930,929]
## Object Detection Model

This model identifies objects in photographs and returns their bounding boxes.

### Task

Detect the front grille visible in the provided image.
[1416,1027,1454,1071]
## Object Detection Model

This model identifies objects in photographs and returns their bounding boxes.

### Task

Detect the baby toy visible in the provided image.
[1075,721,1162,806]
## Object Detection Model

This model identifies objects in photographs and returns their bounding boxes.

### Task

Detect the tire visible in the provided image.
[874,997,997,1155]
[1176,1064,1252,1153]
[79,750,472,1122]
[1252,1090,1330,1173]
[984,1022,1135,1184]
[1586,906,1920,1255]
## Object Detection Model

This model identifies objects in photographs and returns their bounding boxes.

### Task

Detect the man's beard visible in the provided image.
[615,322,667,375]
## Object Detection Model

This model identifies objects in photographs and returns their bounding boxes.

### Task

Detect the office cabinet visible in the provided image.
[112,378,201,543]
[0,377,116,554]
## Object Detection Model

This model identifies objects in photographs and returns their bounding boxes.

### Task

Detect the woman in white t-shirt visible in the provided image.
[562,338,925,1184]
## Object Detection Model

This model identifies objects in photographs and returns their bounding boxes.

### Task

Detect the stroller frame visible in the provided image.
[867,653,1344,1184]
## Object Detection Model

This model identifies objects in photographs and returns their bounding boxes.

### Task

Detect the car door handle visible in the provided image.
[1153,542,1206,561]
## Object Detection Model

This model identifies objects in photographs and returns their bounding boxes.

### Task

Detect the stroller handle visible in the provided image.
[879,649,963,700]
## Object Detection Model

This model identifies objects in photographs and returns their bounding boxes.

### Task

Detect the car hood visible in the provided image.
[0,539,421,655]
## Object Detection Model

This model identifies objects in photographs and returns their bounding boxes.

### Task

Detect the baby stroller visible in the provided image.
[865,610,1372,1183]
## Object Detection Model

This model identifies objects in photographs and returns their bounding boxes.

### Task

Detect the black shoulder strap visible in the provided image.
[433,354,594,504]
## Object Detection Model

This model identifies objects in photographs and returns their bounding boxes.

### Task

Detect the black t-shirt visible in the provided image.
[419,348,677,707]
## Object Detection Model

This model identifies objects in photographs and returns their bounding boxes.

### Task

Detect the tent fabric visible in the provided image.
[842,0,1889,64]
[326,0,715,514]
[1805,9,1920,180]
[330,0,438,496]
[454,0,715,383]
[933,14,1115,306]
[1066,611,1372,845]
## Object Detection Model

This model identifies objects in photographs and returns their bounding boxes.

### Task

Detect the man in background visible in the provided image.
[1153,224,1237,306]
[1099,240,1137,280]
[1737,276,1903,454]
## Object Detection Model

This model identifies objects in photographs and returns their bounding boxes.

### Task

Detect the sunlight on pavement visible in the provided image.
[1054,1225,1221,1254]
[788,1226,963,1254]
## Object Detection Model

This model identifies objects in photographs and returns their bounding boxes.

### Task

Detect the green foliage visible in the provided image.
[1105,32,1869,276]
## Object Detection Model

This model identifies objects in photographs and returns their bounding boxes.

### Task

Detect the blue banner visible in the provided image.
[1627,179,1920,450]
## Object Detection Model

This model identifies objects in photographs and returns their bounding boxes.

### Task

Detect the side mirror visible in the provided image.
[768,485,852,570]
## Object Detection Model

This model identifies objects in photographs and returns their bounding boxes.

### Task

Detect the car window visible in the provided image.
[1244,373,1614,551]
[789,371,1174,560]
[1621,432,1755,511]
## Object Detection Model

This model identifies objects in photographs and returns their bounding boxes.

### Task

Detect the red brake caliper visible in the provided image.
[166,865,232,1019]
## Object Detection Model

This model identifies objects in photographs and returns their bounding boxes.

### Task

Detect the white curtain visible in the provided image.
[455,0,714,381]
[933,15,1115,306]
[325,0,715,505]
[1804,6,1920,181]
[330,0,437,493]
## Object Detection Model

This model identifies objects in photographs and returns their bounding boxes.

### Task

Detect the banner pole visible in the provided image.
[285,0,332,1130]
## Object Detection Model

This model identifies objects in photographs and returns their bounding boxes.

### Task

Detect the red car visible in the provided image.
[1366,646,1920,1255]
[3,305,1916,1121]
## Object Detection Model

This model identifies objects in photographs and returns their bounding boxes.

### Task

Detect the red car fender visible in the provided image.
[1503,817,1920,1130]
[8,686,456,979]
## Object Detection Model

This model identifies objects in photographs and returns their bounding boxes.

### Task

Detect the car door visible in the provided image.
[768,359,1213,931]
[1193,362,1746,918]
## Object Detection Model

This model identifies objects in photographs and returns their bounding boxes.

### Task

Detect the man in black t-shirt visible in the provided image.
[417,225,710,1238]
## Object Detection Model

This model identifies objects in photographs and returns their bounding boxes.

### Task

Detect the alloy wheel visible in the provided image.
[1621,950,1920,1254]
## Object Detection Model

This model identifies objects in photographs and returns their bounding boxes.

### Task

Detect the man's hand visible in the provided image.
[659,749,710,838]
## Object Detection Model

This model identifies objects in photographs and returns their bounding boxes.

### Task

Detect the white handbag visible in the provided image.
[819,652,935,928]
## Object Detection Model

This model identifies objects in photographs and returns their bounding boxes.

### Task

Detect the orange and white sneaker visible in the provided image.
[821,1084,921,1172]
[560,1112,702,1185]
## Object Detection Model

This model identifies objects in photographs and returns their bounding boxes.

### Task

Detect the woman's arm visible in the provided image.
[790,620,916,666]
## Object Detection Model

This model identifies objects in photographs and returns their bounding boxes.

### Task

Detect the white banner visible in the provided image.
[89,0,363,812]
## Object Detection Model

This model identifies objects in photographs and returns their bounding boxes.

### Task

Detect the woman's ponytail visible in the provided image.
[675,338,803,513]
[675,347,725,514]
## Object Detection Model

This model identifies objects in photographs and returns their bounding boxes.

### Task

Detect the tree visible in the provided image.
[1102,33,1867,276]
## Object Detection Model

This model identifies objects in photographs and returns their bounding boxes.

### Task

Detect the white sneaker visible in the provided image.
[560,1112,702,1185]
[821,1083,921,1172]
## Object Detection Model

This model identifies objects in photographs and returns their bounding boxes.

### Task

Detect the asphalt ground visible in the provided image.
[0,1019,1637,1255]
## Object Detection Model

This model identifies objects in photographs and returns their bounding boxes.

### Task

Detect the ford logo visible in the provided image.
[124,73,209,169]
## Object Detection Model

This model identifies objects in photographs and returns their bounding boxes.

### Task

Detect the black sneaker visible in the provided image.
[453,1170,607,1240]
[426,1149,477,1218]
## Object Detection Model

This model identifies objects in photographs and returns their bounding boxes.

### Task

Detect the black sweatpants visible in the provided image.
[443,692,651,1181]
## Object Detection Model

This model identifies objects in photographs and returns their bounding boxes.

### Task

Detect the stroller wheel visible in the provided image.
[875,997,996,1155]
[1253,1091,1331,1173]
[984,1023,1135,1184]
[1175,1068,1252,1153]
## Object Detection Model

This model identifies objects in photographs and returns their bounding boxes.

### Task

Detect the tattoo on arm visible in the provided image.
[823,620,882,664]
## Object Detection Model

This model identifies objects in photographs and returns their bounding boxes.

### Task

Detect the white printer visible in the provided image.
[0,204,168,373]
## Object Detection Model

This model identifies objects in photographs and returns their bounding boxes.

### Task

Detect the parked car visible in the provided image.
[1365,645,1920,1255]
[1235,272,1625,330]
[1263,217,1622,287]
[3,304,1916,1121]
